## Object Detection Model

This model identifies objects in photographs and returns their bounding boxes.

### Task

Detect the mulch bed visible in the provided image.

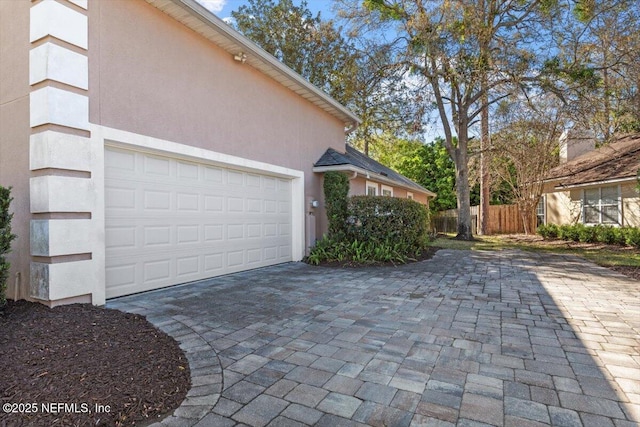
[608,265,640,281]
[0,300,190,427]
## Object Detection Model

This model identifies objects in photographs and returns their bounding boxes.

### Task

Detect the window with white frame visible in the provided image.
[583,186,620,225]
[366,181,378,196]
[407,192,414,200]
[536,196,546,226]
[381,185,393,197]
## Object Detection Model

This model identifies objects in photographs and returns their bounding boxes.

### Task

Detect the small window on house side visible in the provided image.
[407,192,414,200]
[366,181,378,196]
[536,196,546,226]
[583,185,620,225]
[381,185,393,197]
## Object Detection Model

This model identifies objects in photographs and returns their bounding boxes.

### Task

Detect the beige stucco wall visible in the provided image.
[543,181,640,227]
[621,182,640,227]
[88,0,347,237]
[0,0,31,301]
[543,184,582,225]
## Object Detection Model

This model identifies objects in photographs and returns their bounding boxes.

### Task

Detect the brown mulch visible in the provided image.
[0,300,190,427]
[607,265,640,281]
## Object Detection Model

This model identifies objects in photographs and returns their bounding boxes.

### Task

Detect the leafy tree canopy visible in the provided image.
[231,0,358,105]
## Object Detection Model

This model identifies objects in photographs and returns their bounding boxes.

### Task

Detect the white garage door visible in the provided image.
[104,147,293,298]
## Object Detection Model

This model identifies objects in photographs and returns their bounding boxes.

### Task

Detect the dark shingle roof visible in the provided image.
[315,145,434,195]
[545,134,640,188]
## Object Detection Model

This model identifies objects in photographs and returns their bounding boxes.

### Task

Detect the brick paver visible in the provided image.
[109,249,640,426]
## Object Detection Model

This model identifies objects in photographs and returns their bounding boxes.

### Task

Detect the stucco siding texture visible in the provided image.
[544,190,578,225]
[621,182,640,227]
[0,0,31,301]
[88,0,344,184]
[544,183,640,227]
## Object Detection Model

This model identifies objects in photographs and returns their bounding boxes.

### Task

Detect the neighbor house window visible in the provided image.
[366,181,378,196]
[407,192,414,200]
[381,185,393,197]
[536,196,546,226]
[583,186,620,225]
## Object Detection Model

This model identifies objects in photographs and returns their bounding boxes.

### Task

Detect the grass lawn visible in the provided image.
[430,233,640,269]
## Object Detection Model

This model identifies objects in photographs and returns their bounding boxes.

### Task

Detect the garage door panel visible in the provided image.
[264,246,278,260]
[105,147,293,298]
[204,166,224,182]
[227,170,244,185]
[176,192,199,211]
[227,197,244,212]
[204,195,224,212]
[177,256,200,277]
[246,173,261,187]
[177,225,200,244]
[177,161,199,180]
[105,149,136,173]
[144,259,171,282]
[144,225,172,246]
[143,155,171,177]
[144,190,171,210]
[106,226,136,250]
[106,264,136,288]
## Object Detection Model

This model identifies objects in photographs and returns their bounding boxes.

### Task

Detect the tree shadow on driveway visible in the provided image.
[110,249,639,426]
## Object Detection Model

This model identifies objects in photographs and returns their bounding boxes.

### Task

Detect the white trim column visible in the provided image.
[29,0,98,305]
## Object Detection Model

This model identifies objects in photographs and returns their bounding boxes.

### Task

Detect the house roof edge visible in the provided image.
[145,0,361,127]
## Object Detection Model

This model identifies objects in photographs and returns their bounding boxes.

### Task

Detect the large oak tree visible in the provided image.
[346,0,555,239]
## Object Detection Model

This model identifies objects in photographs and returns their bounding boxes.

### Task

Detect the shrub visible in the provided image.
[577,224,598,243]
[537,222,640,248]
[323,171,349,238]
[306,194,432,265]
[537,224,558,239]
[623,227,640,248]
[558,224,581,242]
[306,236,414,265]
[594,225,617,244]
[347,196,430,252]
[611,227,627,245]
[0,186,17,307]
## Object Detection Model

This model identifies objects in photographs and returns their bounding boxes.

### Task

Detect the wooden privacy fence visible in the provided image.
[432,213,478,235]
[433,204,535,235]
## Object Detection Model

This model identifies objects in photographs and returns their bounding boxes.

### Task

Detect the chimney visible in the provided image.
[559,128,595,163]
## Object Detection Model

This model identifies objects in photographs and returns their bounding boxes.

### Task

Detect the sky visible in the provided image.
[197,0,336,21]
[195,0,447,141]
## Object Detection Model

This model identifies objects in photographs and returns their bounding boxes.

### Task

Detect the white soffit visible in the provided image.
[144,0,360,127]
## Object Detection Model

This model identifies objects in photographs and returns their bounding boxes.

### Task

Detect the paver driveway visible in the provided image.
[108,249,640,427]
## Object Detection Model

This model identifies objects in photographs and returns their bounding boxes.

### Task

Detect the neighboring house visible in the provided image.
[0,0,433,306]
[540,132,640,227]
[314,145,436,205]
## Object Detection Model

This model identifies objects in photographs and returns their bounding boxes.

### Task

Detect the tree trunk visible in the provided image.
[479,92,490,235]
[454,145,474,240]
[478,0,490,236]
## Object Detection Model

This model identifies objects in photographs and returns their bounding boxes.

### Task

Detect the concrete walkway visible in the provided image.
[108,249,640,427]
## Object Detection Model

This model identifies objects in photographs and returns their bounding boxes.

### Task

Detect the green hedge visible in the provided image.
[537,223,640,248]
[0,186,17,307]
[306,194,431,265]
[347,196,430,251]
[323,171,350,238]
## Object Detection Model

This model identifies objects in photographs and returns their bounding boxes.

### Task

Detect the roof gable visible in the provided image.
[545,134,640,188]
[314,145,436,196]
